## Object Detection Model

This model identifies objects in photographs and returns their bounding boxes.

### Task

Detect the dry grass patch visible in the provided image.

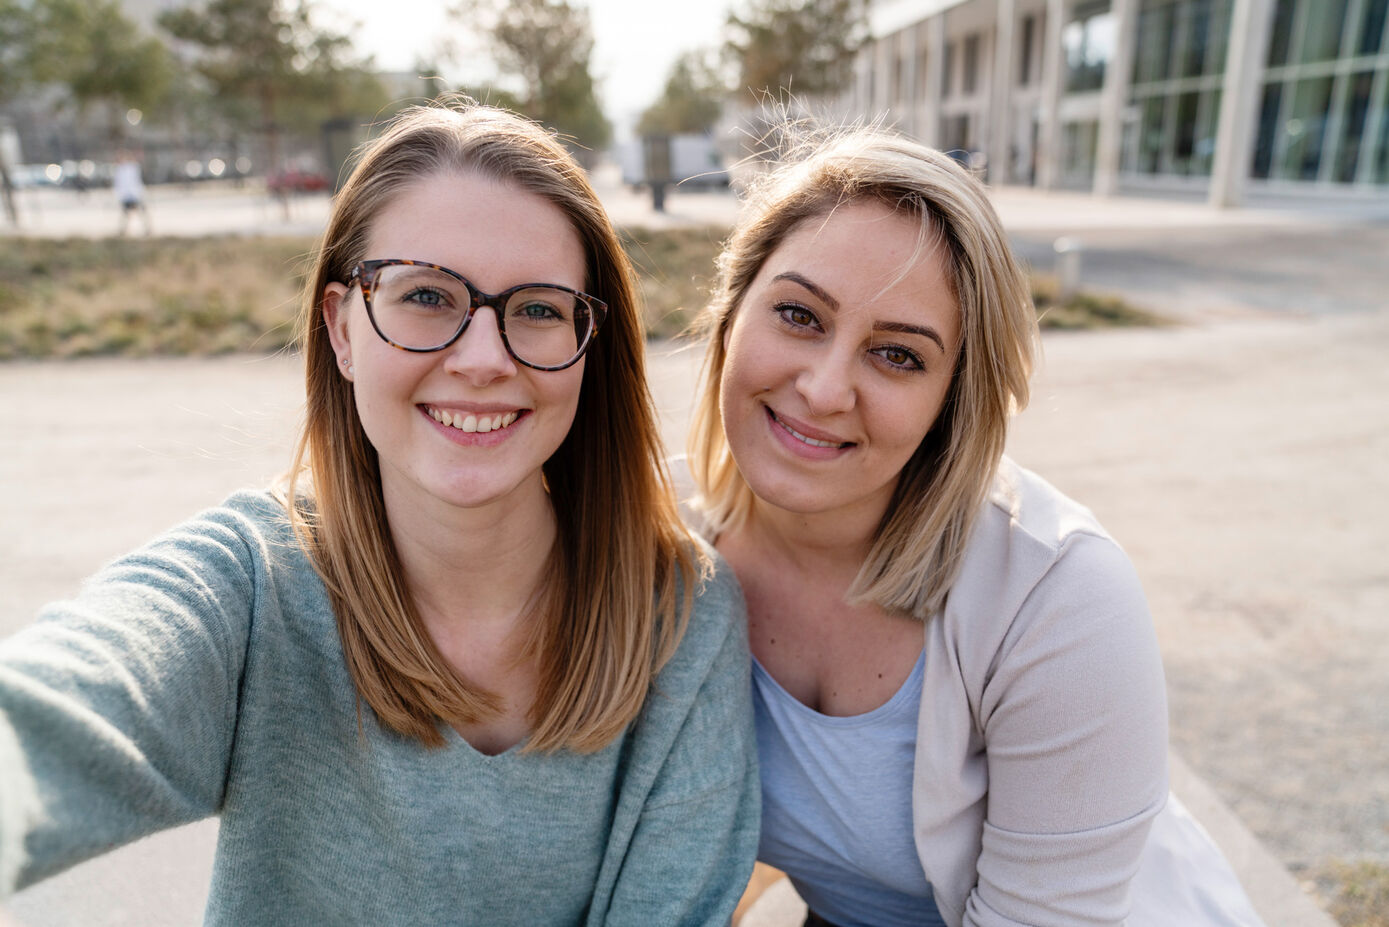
[1314,859,1389,927]
[619,225,726,339]
[1031,274,1170,330]
[0,233,1168,361]
[0,236,314,359]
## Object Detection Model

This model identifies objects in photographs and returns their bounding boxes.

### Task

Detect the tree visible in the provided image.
[725,0,867,100]
[446,0,610,158]
[159,0,384,174]
[0,0,32,223]
[27,0,175,137]
[637,51,726,137]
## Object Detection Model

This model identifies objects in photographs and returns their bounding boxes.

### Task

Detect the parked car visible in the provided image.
[266,169,329,194]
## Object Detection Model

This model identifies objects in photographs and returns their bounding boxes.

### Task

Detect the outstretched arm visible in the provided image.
[0,502,263,894]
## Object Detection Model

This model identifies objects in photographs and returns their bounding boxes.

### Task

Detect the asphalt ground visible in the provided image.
[2,172,1387,924]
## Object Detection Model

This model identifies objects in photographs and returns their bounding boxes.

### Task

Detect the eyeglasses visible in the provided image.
[348,259,607,371]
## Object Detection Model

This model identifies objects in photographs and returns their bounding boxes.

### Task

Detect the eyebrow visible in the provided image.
[771,271,947,354]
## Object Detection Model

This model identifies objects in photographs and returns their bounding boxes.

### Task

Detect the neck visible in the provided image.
[385,479,559,635]
[737,494,882,580]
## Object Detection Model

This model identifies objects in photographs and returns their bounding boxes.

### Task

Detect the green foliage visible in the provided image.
[725,0,867,100]
[446,0,611,156]
[27,0,174,120]
[0,0,32,105]
[159,0,386,167]
[638,51,726,137]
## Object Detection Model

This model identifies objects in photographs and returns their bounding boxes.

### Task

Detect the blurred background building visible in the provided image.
[850,0,1389,205]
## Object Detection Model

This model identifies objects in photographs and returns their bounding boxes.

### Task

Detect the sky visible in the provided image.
[319,0,732,139]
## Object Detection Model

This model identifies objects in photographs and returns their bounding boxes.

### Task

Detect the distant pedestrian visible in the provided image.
[113,150,150,236]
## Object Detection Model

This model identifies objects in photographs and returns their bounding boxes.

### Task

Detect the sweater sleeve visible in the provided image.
[596,564,761,927]
[0,499,266,895]
[963,532,1169,927]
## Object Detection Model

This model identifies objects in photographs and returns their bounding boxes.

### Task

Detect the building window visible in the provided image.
[963,33,981,94]
[1300,0,1350,64]
[1266,0,1295,67]
[1359,0,1388,55]
[943,41,955,96]
[1062,119,1101,186]
[1253,0,1389,186]
[1020,15,1036,86]
[1123,0,1234,179]
[1252,82,1284,178]
[1335,71,1375,182]
[1280,76,1335,180]
[1064,1,1117,93]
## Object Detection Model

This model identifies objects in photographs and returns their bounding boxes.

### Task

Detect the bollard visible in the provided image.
[1053,236,1084,303]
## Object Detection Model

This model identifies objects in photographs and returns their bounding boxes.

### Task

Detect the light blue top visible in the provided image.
[753,651,945,927]
[0,490,759,925]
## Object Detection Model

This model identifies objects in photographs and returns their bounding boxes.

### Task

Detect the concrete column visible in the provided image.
[1093,0,1138,195]
[1209,0,1276,207]
[922,14,947,149]
[989,0,1017,184]
[903,25,920,136]
[1036,0,1067,189]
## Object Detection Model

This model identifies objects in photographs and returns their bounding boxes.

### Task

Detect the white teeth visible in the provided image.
[429,407,520,434]
[778,415,843,448]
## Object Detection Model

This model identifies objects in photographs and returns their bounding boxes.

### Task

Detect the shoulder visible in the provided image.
[941,458,1156,685]
[672,534,748,666]
[951,457,1135,618]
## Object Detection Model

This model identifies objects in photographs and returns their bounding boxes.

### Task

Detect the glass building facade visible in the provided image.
[851,0,1389,202]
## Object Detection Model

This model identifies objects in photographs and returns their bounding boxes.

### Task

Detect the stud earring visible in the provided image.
[342,357,354,376]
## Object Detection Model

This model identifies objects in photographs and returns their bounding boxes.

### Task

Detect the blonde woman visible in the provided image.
[688,127,1170,926]
[0,103,757,925]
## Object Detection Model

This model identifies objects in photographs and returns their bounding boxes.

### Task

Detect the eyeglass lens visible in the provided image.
[369,264,592,367]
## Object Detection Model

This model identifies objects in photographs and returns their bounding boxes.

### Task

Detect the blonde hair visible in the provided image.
[286,101,701,751]
[688,125,1038,620]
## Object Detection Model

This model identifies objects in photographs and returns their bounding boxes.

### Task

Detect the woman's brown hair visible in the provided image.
[286,100,701,751]
[689,125,1038,620]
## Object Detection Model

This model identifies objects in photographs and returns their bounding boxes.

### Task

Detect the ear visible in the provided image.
[322,282,354,378]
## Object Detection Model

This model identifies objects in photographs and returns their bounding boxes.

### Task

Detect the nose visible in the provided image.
[794,350,856,416]
[441,308,517,384]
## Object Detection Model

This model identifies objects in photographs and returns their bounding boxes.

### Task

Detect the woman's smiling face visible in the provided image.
[719,200,962,527]
[322,170,588,520]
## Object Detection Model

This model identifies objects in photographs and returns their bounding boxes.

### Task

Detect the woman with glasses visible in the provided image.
[687,126,1176,927]
[0,102,757,924]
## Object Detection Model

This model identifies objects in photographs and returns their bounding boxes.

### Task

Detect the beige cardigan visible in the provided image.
[915,458,1169,926]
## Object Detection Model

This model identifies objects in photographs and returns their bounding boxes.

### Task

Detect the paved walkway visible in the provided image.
[4,172,1385,925]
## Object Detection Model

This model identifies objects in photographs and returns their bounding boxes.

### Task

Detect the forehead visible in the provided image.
[755,201,959,332]
[365,170,587,291]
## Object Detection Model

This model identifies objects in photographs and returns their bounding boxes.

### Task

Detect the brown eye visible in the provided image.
[775,303,821,330]
[873,344,925,371]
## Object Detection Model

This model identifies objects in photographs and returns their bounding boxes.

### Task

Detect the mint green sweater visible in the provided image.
[0,491,758,925]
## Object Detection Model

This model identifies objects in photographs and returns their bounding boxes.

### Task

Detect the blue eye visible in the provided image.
[403,287,448,307]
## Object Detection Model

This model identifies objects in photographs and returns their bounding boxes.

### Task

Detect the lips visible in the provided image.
[767,407,853,449]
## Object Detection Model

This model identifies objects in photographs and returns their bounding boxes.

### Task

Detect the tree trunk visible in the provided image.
[0,159,18,227]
